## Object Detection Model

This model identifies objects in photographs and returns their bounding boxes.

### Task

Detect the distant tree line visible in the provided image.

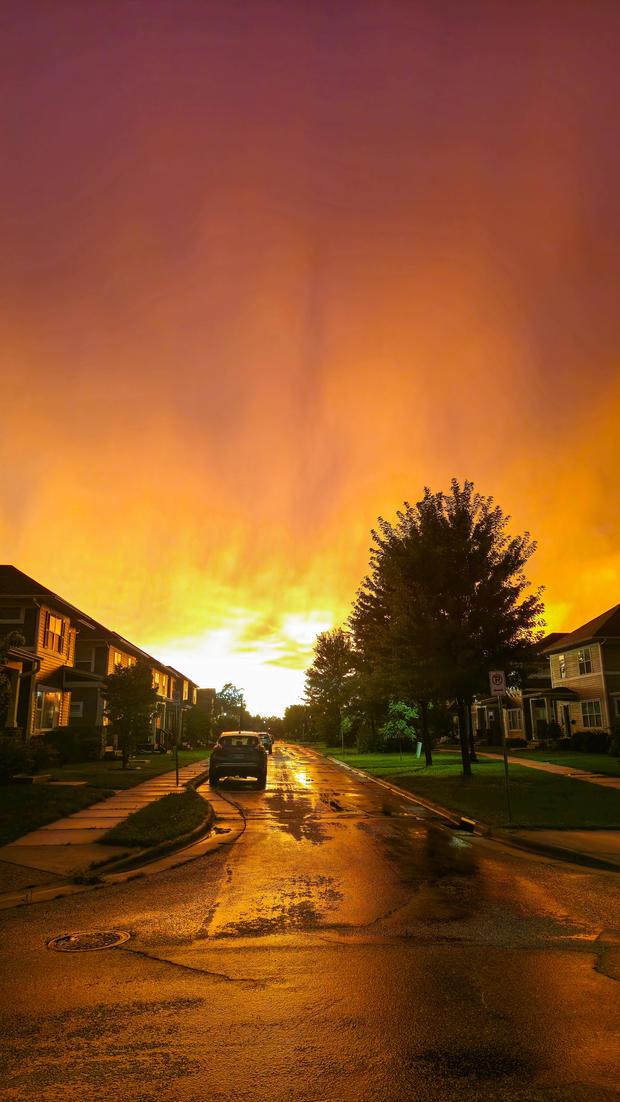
[301,479,544,776]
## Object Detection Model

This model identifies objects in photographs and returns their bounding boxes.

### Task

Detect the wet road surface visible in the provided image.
[0,743,619,1101]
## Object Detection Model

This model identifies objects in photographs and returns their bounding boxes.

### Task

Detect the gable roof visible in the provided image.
[0,565,98,626]
[543,604,620,654]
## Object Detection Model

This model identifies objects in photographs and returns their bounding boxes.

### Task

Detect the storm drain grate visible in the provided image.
[47,931,130,952]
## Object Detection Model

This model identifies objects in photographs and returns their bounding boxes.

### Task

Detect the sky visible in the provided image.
[2,1,619,716]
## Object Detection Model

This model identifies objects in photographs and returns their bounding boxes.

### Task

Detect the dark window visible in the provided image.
[0,606,24,623]
[581,700,602,728]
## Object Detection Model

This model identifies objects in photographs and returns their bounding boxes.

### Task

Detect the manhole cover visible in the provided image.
[47,931,130,952]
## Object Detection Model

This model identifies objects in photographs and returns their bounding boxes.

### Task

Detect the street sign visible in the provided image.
[489,670,506,695]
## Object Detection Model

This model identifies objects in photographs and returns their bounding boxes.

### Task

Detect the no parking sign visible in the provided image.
[489,670,506,695]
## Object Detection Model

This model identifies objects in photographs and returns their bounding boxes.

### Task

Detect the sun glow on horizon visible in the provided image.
[2,2,619,718]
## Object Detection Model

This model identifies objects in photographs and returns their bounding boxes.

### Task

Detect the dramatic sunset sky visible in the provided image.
[2,1,619,714]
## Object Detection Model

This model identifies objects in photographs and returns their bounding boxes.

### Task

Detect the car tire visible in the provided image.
[256,771,267,789]
[208,769,218,785]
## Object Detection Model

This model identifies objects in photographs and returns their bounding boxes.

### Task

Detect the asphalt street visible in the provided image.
[0,743,618,1102]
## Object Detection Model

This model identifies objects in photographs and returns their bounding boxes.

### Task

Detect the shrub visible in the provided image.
[570,729,610,754]
[381,736,418,754]
[43,725,103,764]
[552,737,572,751]
[356,721,384,753]
[0,736,31,783]
[507,737,527,749]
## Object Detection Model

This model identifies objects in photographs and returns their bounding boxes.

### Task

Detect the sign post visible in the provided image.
[489,671,512,823]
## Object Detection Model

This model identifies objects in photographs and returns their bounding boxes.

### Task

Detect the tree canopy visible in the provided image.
[103,657,159,767]
[304,627,355,746]
[350,479,544,774]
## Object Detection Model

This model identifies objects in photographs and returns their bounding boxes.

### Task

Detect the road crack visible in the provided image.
[120,945,265,987]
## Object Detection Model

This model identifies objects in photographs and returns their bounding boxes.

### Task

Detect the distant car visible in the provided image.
[258,732,273,754]
[208,732,268,788]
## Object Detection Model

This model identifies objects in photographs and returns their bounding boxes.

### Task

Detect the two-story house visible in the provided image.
[543,605,620,735]
[0,565,198,746]
[65,624,198,748]
[472,634,569,743]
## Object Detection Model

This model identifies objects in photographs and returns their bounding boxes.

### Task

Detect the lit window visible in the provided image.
[578,648,592,675]
[44,613,65,653]
[557,654,567,680]
[34,689,62,730]
[113,651,122,668]
[581,700,602,728]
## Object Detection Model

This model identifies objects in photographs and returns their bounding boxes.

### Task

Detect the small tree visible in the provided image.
[103,658,159,768]
[379,700,418,753]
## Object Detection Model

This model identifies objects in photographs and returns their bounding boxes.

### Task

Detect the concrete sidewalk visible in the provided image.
[0,759,220,905]
[476,750,620,789]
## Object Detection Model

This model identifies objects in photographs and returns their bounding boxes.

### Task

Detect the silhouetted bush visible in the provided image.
[0,736,31,783]
[552,737,572,751]
[43,725,102,764]
[570,729,610,754]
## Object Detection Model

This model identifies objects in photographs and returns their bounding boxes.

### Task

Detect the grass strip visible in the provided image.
[326,750,620,829]
[98,787,208,848]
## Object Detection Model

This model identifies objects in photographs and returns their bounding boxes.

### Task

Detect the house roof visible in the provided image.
[543,604,620,654]
[0,565,99,626]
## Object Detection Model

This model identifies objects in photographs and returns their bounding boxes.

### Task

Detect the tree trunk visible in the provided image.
[467,697,477,762]
[457,698,472,776]
[419,699,433,766]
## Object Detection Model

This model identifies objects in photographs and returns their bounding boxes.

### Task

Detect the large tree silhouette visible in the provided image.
[350,480,544,775]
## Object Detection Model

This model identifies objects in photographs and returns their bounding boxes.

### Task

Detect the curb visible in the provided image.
[327,754,620,874]
[0,775,245,910]
[83,802,216,879]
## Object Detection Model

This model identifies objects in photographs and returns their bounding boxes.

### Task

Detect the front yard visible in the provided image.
[321,748,620,830]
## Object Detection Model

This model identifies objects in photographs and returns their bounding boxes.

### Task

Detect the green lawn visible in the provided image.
[0,750,210,847]
[324,749,620,829]
[49,749,209,790]
[98,788,209,848]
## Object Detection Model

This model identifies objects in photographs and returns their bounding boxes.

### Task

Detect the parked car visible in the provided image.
[208,732,268,788]
[258,731,273,754]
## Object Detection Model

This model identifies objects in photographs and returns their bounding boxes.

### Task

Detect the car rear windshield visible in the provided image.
[219,735,259,748]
